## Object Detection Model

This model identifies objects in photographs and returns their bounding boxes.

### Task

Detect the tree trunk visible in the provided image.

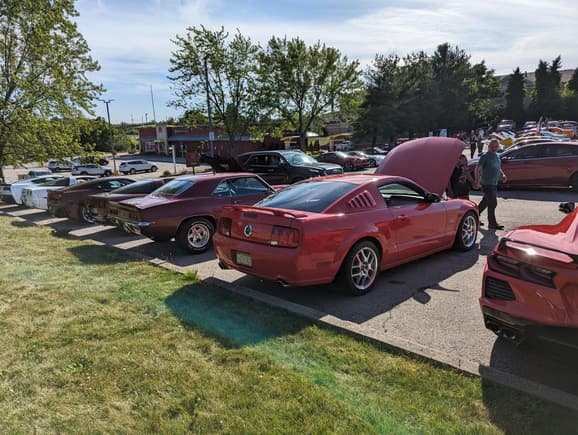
[299,133,307,151]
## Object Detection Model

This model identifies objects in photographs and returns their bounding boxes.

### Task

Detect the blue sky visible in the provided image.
[75,0,578,124]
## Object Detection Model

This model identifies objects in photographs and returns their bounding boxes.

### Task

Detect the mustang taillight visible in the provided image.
[270,225,299,248]
[219,218,232,237]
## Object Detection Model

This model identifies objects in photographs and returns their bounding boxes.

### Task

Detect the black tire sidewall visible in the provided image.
[454,211,478,251]
[335,240,380,296]
[176,218,214,253]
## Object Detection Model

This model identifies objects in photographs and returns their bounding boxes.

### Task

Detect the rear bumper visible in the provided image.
[213,233,337,287]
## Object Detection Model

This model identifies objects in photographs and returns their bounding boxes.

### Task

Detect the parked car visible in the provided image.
[362,146,390,156]
[480,202,578,348]
[21,176,96,209]
[118,159,158,175]
[236,151,343,185]
[47,159,73,172]
[497,119,516,131]
[17,168,53,180]
[71,164,113,177]
[316,151,370,171]
[214,137,478,295]
[48,177,134,223]
[347,150,384,168]
[109,173,277,253]
[468,142,578,191]
[9,175,65,204]
[87,178,173,224]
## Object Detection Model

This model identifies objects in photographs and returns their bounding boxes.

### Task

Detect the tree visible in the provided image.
[259,36,362,148]
[530,56,563,118]
[504,67,525,126]
[563,67,578,120]
[169,26,261,155]
[0,0,103,180]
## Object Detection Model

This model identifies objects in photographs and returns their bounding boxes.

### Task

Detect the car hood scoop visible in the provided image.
[375,137,465,195]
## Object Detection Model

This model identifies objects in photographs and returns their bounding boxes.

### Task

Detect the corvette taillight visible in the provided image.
[270,225,299,248]
[219,218,232,237]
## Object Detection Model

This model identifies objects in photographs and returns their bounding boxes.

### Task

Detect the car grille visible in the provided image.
[485,277,516,301]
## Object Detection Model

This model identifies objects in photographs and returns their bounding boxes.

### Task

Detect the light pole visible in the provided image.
[99,98,117,175]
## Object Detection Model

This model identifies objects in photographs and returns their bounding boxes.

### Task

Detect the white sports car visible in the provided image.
[21,176,96,209]
[10,175,65,204]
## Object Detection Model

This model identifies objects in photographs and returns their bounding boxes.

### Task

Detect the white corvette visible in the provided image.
[21,176,96,209]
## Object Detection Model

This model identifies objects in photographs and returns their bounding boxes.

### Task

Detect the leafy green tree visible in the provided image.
[563,67,578,120]
[0,0,103,179]
[504,67,526,126]
[530,56,563,118]
[259,36,362,148]
[179,109,208,128]
[169,26,261,155]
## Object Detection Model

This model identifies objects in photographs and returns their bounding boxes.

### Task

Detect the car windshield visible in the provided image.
[150,179,194,197]
[287,153,317,165]
[112,180,159,194]
[255,181,357,213]
[40,178,69,187]
[335,152,347,158]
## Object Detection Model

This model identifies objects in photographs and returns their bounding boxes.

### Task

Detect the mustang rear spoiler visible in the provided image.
[225,205,307,219]
[498,237,578,263]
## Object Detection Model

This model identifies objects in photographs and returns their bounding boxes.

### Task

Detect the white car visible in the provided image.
[71,164,113,177]
[9,175,65,204]
[118,159,158,174]
[47,159,73,172]
[21,176,96,209]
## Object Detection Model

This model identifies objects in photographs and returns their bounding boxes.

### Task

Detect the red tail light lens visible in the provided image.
[270,225,299,248]
[219,218,232,237]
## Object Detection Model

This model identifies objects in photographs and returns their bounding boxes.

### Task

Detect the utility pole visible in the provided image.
[99,99,117,175]
[204,56,214,156]
[145,113,148,124]
[150,85,157,123]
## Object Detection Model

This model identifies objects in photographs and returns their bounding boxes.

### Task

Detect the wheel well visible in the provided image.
[336,236,383,272]
[177,215,216,234]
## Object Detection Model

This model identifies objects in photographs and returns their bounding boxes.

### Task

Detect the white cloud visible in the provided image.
[75,0,578,122]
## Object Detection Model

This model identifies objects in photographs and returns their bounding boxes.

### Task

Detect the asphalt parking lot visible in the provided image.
[1,164,578,403]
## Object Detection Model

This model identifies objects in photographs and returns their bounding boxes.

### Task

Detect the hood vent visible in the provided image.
[348,191,376,210]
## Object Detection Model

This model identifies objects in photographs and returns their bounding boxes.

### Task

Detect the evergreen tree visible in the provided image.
[505,67,525,126]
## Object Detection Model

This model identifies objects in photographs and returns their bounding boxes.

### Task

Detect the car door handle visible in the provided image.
[396,215,408,221]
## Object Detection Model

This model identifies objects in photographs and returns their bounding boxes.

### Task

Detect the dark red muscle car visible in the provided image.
[480,201,578,349]
[316,151,370,171]
[109,173,276,253]
[214,138,478,295]
[48,177,134,223]
[87,178,173,224]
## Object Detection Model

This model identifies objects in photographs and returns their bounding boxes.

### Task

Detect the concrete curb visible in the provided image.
[2,206,578,412]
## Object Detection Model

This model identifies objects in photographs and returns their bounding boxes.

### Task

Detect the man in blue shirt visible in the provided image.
[474,139,507,230]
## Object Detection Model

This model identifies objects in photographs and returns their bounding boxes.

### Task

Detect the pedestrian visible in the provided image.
[447,154,475,200]
[469,130,477,159]
[474,138,507,230]
[477,129,484,156]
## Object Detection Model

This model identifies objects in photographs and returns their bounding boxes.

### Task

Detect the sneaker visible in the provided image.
[488,224,504,230]
[479,221,485,226]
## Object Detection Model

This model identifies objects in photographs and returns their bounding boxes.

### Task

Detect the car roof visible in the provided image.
[167,172,264,182]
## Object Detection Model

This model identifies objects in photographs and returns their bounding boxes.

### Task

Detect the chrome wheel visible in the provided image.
[80,205,95,224]
[350,246,379,291]
[187,222,211,249]
[461,214,477,248]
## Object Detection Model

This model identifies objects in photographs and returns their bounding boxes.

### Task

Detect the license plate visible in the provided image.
[235,251,252,267]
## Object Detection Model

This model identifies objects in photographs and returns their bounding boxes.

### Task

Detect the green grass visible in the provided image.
[0,214,577,433]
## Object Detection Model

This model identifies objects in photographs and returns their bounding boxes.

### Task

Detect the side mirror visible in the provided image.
[425,192,441,203]
[559,202,575,214]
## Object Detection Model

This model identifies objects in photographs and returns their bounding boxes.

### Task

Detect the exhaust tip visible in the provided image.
[276,279,290,288]
[218,261,229,270]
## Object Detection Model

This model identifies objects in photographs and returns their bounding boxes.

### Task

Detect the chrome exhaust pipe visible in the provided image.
[218,261,229,270]
[276,279,290,288]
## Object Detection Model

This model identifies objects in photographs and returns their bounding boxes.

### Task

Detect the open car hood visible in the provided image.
[375,137,465,195]
[505,209,578,258]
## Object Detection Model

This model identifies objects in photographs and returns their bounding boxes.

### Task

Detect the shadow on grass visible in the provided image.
[67,244,141,265]
[11,220,36,228]
[165,284,311,347]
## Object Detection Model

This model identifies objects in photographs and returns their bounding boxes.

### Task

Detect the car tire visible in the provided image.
[570,173,578,192]
[334,240,380,296]
[79,204,95,225]
[369,159,377,168]
[129,168,136,175]
[176,218,214,254]
[453,211,478,251]
[104,170,112,177]
[151,166,158,172]
[344,161,353,172]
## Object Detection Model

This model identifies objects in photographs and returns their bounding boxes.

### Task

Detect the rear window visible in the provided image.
[40,178,69,187]
[150,179,195,197]
[112,180,161,194]
[255,181,357,213]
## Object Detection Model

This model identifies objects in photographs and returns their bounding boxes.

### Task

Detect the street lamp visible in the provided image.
[99,98,117,175]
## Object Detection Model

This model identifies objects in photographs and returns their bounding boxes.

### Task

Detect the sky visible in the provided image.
[75,0,578,124]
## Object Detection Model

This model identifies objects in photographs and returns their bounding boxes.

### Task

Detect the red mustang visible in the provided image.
[480,202,578,348]
[109,173,276,253]
[214,138,478,295]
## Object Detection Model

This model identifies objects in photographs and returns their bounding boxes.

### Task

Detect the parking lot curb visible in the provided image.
[2,206,578,412]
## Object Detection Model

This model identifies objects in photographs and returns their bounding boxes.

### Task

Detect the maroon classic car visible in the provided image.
[87,178,173,224]
[109,173,276,253]
[48,177,134,223]
[316,151,370,171]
